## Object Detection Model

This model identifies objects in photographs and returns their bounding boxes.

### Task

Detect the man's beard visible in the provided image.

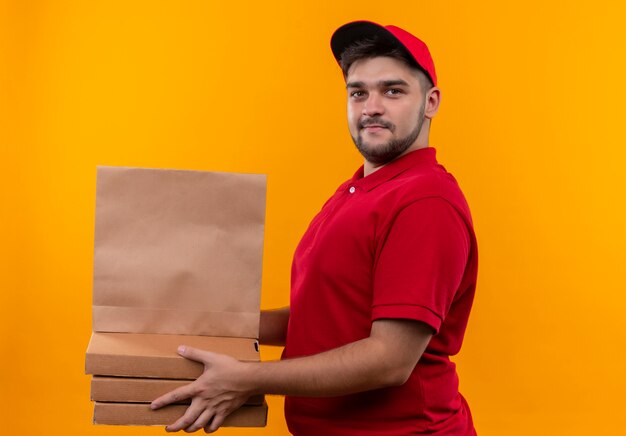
[352,102,426,166]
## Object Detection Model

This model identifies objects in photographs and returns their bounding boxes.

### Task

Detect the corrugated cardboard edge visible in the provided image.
[93,401,268,427]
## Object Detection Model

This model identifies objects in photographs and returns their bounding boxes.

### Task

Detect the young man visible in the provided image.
[152,20,478,435]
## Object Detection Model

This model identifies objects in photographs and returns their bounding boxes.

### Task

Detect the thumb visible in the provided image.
[177,345,217,364]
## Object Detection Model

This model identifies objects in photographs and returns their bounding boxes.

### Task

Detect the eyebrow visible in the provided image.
[346,79,410,89]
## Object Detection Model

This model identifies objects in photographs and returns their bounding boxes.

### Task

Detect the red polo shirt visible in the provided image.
[283,147,478,435]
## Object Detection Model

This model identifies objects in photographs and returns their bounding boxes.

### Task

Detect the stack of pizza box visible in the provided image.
[84,166,268,427]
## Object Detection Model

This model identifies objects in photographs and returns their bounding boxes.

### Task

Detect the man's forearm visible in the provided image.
[241,319,432,397]
[242,336,403,397]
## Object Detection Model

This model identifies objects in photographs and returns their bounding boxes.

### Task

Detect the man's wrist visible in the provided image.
[234,361,264,396]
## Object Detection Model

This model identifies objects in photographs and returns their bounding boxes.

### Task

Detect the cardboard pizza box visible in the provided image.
[85,332,260,379]
[93,401,268,427]
[90,375,264,405]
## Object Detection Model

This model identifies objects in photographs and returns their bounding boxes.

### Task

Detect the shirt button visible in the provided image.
[349,186,356,194]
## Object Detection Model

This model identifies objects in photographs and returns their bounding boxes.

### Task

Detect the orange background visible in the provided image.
[1,1,625,435]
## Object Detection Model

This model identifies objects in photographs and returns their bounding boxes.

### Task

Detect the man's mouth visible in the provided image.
[362,124,388,132]
[359,119,392,131]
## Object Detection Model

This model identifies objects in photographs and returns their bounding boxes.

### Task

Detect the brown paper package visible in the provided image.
[91,167,267,338]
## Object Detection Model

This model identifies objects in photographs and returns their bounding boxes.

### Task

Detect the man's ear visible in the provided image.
[424,87,441,119]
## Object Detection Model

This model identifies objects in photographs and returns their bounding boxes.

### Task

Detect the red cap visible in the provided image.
[330,20,437,86]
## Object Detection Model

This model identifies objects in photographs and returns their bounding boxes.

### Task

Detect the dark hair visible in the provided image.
[339,36,434,91]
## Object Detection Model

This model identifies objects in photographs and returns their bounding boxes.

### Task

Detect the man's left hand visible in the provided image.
[151,345,253,433]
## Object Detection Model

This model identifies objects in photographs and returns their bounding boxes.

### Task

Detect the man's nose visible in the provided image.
[362,93,384,116]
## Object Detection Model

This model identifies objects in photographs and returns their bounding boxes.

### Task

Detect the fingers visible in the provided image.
[165,399,206,432]
[204,413,226,433]
[178,345,217,364]
[151,383,195,410]
[166,399,230,433]
[183,408,214,433]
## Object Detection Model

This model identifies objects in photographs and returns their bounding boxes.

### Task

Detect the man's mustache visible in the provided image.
[359,117,394,130]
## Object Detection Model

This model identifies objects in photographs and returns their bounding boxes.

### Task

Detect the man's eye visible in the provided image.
[385,89,402,95]
[350,91,365,98]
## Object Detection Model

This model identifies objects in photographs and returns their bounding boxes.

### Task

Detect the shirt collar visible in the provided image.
[350,147,438,192]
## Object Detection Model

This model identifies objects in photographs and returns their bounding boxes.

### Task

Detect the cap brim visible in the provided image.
[330,21,400,64]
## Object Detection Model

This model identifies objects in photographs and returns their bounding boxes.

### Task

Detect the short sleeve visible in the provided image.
[372,197,470,333]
